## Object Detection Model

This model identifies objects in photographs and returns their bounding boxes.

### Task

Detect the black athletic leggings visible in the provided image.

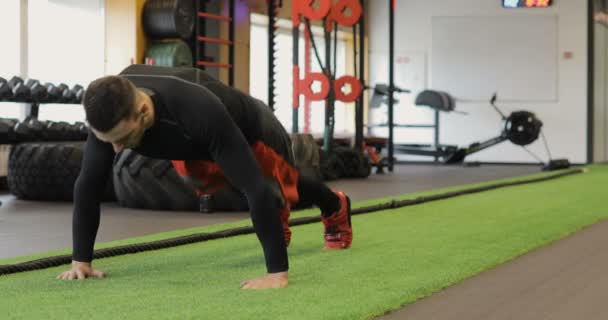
[296,175,340,217]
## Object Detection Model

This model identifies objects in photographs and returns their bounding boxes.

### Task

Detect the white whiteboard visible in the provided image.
[431,15,558,102]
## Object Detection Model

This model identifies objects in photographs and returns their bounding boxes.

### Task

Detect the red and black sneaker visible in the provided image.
[322,191,353,249]
[280,204,292,247]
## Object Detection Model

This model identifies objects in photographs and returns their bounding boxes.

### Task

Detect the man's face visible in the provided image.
[92,112,147,153]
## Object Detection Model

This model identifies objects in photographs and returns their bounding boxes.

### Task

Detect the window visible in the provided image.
[0,1,24,119]
[28,0,104,123]
[0,1,21,78]
[250,14,354,135]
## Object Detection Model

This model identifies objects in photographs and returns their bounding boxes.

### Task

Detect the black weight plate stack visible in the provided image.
[142,0,195,40]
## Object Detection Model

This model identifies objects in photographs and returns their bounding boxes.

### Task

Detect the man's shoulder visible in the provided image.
[119,65,217,86]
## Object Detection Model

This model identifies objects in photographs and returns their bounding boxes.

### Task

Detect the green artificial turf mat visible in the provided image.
[1,166,606,319]
[0,167,577,266]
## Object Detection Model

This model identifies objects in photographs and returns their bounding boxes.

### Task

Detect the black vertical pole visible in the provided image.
[353,25,358,80]
[193,1,200,68]
[268,0,276,111]
[324,18,334,152]
[353,23,360,150]
[355,0,365,150]
[388,0,395,171]
[228,0,235,86]
[434,110,439,162]
[27,103,39,119]
[292,23,300,133]
[333,22,338,78]
[330,22,337,147]
[202,1,208,71]
[587,0,594,163]
[196,1,204,70]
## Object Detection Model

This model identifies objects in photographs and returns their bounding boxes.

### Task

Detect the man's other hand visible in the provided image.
[241,271,288,290]
[57,260,106,280]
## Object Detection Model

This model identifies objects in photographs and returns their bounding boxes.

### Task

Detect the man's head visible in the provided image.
[83,76,154,153]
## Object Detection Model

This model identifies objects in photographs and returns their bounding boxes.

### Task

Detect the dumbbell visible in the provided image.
[8,76,31,102]
[25,79,49,103]
[13,118,46,142]
[73,121,89,140]
[68,122,87,140]
[55,121,71,140]
[70,85,85,104]
[44,121,71,141]
[61,85,76,104]
[61,84,85,104]
[45,83,69,103]
[0,118,19,144]
[64,123,78,140]
[42,120,57,140]
[0,77,12,101]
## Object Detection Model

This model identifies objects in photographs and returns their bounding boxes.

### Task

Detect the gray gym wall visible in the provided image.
[369,0,589,164]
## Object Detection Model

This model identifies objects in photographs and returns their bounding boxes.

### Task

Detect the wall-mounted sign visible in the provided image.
[503,0,553,8]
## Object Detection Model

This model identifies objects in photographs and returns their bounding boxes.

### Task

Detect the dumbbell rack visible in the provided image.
[0,76,89,144]
[0,76,85,107]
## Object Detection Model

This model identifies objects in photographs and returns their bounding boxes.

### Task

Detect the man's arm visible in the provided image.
[171,79,289,275]
[72,132,115,262]
[58,132,114,280]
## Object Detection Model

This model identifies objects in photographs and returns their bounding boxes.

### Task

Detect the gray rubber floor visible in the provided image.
[0,164,541,260]
[379,219,608,320]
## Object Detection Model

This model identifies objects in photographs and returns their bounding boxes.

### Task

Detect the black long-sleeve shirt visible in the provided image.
[72,65,288,273]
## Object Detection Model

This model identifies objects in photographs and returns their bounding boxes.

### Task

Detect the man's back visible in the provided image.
[120,65,293,163]
[120,65,257,132]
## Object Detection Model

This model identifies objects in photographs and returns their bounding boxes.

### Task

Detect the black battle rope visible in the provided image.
[0,168,585,276]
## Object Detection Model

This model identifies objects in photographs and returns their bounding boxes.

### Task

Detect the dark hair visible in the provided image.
[83,76,137,132]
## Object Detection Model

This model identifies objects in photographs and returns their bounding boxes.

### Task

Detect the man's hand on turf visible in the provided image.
[57,261,107,280]
[240,271,288,290]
